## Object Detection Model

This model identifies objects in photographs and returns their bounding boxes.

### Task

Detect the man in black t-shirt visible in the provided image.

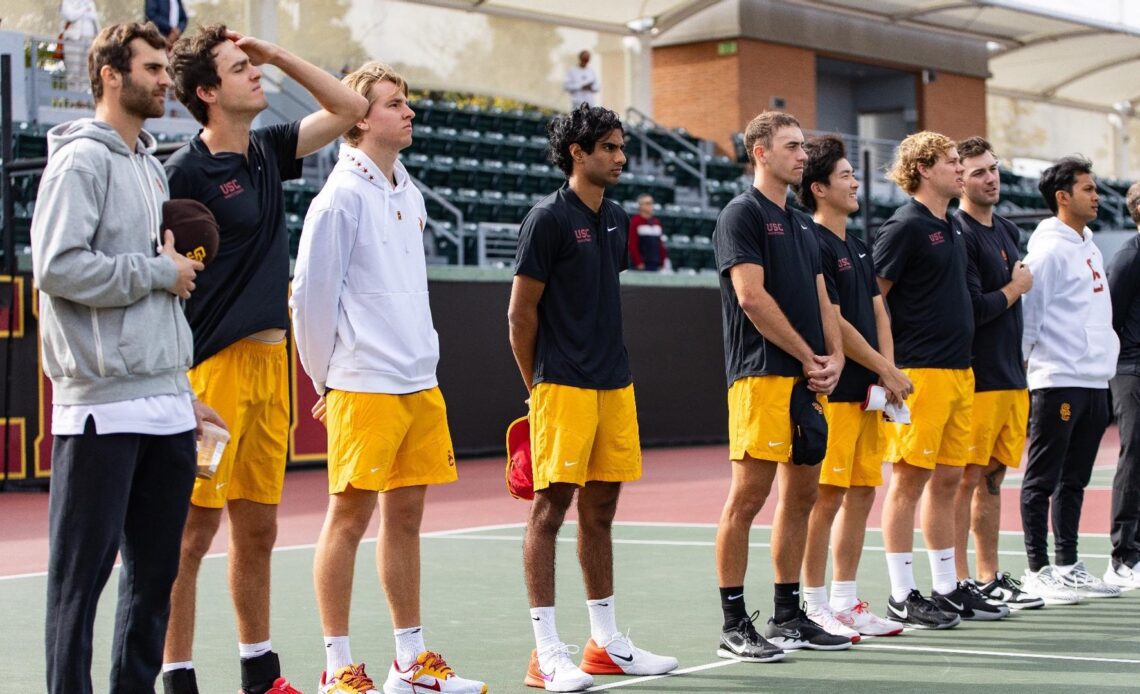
[161,25,368,694]
[795,136,912,640]
[712,112,848,661]
[873,131,1004,627]
[509,105,677,691]
[951,137,1041,610]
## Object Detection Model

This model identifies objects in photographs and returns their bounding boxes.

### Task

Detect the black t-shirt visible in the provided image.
[872,199,973,369]
[1107,233,1140,376]
[957,210,1027,391]
[713,187,824,384]
[818,224,881,402]
[165,123,303,366]
[514,184,631,389]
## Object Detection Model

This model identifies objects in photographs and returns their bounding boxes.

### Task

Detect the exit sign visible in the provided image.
[717,41,738,56]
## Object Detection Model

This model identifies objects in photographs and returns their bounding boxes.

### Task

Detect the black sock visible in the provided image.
[773,582,800,623]
[162,668,198,694]
[240,651,281,694]
[720,585,748,630]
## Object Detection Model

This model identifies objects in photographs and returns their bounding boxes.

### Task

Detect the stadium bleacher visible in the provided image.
[4,96,1131,272]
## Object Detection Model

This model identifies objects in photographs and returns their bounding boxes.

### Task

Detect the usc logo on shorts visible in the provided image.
[812,402,824,415]
[1060,403,1072,422]
[186,246,207,263]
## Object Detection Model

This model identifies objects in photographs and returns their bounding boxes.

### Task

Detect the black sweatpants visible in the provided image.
[1021,387,1110,571]
[1110,374,1140,567]
[45,417,196,694]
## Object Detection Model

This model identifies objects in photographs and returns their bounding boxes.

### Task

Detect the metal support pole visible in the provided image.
[861,147,872,241]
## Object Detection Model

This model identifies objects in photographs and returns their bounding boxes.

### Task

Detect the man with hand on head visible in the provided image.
[161,24,368,694]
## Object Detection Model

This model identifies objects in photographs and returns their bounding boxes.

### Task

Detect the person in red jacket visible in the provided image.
[628,194,668,271]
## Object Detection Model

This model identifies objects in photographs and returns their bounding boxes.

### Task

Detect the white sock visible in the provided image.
[802,585,828,613]
[162,661,193,673]
[829,580,859,612]
[530,606,561,655]
[238,640,271,660]
[586,595,619,644]
[394,626,426,670]
[886,552,917,602]
[1055,563,1075,575]
[324,635,352,674]
[929,547,957,595]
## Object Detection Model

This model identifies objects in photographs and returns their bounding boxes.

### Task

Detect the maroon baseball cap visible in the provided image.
[162,199,220,265]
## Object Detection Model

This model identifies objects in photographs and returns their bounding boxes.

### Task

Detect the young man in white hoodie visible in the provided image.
[290,62,486,694]
[1019,156,1122,601]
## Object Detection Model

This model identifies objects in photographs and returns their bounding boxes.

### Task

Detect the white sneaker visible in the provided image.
[834,600,903,637]
[383,652,487,694]
[1102,560,1140,590]
[1022,566,1081,605]
[580,631,678,676]
[525,644,593,692]
[1055,561,1122,598]
[805,604,862,643]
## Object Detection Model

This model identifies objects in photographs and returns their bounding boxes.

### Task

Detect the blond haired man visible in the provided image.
[291,63,486,694]
[872,131,1004,627]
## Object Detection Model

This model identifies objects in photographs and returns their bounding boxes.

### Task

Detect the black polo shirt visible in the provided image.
[165,122,303,366]
[713,187,824,384]
[957,209,1027,391]
[818,224,880,402]
[1107,233,1140,376]
[514,184,631,389]
[873,198,973,369]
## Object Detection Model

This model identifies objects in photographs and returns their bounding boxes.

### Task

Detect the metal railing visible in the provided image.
[408,173,465,266]
[624,107,709,208]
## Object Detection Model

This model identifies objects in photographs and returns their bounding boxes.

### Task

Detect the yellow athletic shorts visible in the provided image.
[883,368,974,469]
[818,401,883,487]
[728,375,827,464]
[325,387,457,494]
[969,388,1028,468]
[190,338,289,508]
[529,383,641,491]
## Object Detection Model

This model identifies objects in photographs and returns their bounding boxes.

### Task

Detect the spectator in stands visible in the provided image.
[1020,156,1121,600]
[291,60,488,694]
[629,193,668,271]
[161,24,367,694]
[509,103,677,690]
[145,0,188,50]
[31,22,222,693]
[1101,182,1140,590]
[563,49,598,110]
[59,0,99,92]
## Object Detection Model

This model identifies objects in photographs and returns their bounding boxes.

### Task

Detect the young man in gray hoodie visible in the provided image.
[31,21,222,694]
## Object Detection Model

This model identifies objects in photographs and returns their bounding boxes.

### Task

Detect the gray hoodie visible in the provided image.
[31,118,193,405]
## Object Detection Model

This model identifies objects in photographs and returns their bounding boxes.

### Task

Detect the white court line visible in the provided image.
[608,521,1111,540]
[858,642,1140,665]
[424,532,1113,560]
[585,660,738,691]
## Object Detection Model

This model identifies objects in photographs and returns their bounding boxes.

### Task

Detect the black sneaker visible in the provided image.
[717,611,786,662]
[886,589,960,629]
[933,581,1008,621]
[978,572,1045,610]
[762,609,853,651]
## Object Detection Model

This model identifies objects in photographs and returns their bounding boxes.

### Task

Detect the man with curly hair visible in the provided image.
[508,104,677,691]
[873,131,1006,627]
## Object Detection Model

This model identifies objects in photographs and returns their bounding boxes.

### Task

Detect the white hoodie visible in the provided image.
[1021,216,1119,390]
[291,144,439,396]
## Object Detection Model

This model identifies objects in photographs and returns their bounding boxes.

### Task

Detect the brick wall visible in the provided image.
[918,71,987,140]
[653,38,815,156]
